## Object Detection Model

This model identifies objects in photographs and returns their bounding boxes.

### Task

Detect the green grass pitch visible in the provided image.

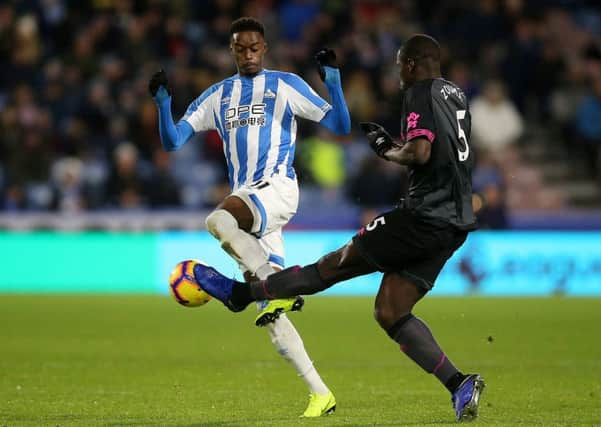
[1,295,600,426]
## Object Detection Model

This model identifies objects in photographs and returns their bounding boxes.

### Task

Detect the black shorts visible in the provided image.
[352,208,468,291]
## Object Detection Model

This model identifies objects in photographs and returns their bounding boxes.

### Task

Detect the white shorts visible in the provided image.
[231,174,299,270]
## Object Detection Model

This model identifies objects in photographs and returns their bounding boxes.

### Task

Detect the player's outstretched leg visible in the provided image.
[192,263,247,312]
[205,208,304,322]
[452,374,485,422]
[192,262,304,320]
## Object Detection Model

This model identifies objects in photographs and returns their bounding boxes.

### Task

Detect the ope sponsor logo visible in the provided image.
[225,103,267,130]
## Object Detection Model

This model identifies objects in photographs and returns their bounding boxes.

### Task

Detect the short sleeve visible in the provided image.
[280,73,332,122]
[405,83,436,143]
[181,84,222,132]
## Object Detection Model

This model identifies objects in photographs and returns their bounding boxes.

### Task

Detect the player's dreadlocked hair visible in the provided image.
[402,34,441,63]
[230,17,265,37]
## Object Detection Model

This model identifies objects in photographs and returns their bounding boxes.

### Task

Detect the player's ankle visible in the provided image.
[445,371,467,393]
[231,281,253,307]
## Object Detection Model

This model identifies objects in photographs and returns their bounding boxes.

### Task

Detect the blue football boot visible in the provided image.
[192,262,247,312]
[452,374,485,422]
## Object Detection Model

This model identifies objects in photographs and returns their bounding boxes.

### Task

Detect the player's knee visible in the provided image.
[383,313,415,341]
[374,305,398,330]
[374,301,412,331]
[205,209,239,241]
[316,251,343,283]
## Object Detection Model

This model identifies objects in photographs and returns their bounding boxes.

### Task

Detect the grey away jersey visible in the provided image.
[400,78,477,230]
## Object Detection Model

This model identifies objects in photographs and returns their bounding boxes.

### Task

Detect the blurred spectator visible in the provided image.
[3,82,54,210]
[145,148,182,208]
[105,143,147,209]
[575,75,601,181]
[79,79,113,147]
[6,130,54,210]
[470,79,524,158]
[50,157,90,212]
[549,62,588,133]
[502,17,540,112]
[6,14,41,86]
[531,39,565,120]
[472,150,508,229]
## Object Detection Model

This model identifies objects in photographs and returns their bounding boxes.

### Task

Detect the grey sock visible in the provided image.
[250,264,326,300]
[387,314,459,385]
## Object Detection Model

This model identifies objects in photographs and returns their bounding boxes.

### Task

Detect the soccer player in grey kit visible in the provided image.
[192,34,485,422]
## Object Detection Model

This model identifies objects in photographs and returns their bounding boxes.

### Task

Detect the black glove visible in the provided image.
[148,69,171,98]
[314,48,337,82]
[359,122,395,159]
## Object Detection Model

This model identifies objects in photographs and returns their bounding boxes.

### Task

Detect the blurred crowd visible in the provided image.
[1,0,601,229]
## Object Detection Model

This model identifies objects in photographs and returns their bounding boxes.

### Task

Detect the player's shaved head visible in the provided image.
[397,34,442,90]
[400,34,440,63]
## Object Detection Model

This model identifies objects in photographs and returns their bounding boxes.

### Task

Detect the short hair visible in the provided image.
[230,17,265,38]
[401,34,440,62]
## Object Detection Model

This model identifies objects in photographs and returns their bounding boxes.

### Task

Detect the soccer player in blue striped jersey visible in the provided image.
[149,17,349,417]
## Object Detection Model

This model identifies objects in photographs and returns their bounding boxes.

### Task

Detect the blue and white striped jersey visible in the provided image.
[181,69,332,190]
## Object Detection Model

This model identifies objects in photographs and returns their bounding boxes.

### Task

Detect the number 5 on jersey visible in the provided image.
[456,109,469,162]
[366,216,386,231]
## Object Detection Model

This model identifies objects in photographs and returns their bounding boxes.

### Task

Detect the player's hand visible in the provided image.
[148,69,171,101]
[314,48,337,82]
[359,122,396,159]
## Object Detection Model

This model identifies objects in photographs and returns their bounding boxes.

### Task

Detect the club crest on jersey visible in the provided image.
[225,103,266,130]
[407,112,420,130]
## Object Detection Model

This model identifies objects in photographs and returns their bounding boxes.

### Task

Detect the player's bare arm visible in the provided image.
[383,137,431,165]
[359,121,430,165]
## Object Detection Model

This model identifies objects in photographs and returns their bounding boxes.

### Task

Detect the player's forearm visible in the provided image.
[156,97,194,151]
[320,67,351,135]
[385,145,416,165]
[385,137,431,165]
[384,144,426,166]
